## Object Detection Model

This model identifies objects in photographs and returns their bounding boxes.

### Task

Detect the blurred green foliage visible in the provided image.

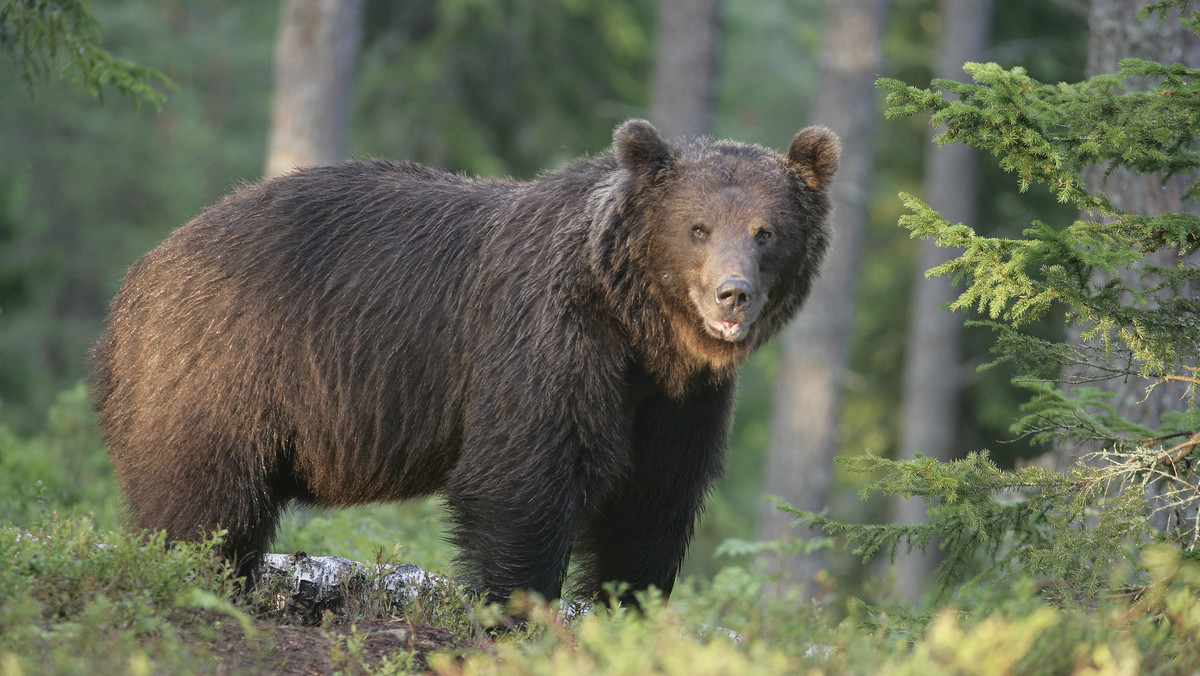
[0,383,121,528]
[273,500,452,574]
[355,0,656,176]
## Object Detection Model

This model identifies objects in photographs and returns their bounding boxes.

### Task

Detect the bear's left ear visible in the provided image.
[613,119,674,180]
[784,126,840,191]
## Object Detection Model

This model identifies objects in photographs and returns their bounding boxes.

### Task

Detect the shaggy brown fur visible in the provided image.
[92,119,839,604]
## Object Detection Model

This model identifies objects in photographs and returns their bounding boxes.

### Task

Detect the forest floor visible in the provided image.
[195,613,474,674]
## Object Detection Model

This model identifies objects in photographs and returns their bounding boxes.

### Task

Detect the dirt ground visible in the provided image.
[202,614,476,674]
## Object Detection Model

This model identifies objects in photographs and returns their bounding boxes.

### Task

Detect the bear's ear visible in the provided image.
[613,119,674,179]
[784,126,840,191]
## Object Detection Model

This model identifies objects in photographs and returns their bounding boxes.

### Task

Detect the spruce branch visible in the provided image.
[803,9,1200,610]
[0,0,175,109]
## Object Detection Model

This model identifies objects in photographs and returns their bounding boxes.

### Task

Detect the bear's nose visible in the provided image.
[715,278,753,311]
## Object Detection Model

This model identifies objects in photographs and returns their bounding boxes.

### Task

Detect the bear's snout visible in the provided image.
[701,274,759,343]
[715,277,753,313]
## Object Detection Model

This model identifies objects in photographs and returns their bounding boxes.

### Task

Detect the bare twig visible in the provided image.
[1158,432,1200,466]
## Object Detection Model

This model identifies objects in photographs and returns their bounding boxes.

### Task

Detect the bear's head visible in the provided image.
[604,119,839,385]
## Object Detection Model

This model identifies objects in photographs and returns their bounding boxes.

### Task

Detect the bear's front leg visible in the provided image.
[574,380,735,606]
[441,441,582,606]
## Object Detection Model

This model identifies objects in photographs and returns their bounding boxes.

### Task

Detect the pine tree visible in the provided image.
[796,1,1200,604]
[1,0,172,108]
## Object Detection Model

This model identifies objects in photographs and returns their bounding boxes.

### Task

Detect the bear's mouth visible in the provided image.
[706,318,749,342]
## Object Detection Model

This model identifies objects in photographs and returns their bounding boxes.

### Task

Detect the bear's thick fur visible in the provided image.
[92,120,839,604]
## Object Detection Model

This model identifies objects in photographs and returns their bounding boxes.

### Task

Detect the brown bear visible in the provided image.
[91,119,838,605]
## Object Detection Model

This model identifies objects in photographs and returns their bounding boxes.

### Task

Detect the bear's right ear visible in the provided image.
[613,119,674,180]
[785,126,840,191]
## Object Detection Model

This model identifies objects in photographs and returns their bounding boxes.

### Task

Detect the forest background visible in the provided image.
[15,0,1200,672]
[0,0,1090,600]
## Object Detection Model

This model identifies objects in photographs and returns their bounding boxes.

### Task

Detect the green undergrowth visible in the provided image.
[6,380,1200,672]
[0,517,248,675]
[7,512,1200,674]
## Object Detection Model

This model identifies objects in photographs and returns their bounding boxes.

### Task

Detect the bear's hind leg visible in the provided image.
[112,425,289,586]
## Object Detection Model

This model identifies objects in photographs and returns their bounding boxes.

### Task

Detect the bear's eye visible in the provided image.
[755,229,774,243]
[691,223,710,240]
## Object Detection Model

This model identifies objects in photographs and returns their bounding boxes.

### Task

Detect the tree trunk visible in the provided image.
[265,0,364,178]
[649,0,722,139]
[1053,0,1200,473]
[758,0,889,600]
[891,0,991,600]
[1082,1,1200,241]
